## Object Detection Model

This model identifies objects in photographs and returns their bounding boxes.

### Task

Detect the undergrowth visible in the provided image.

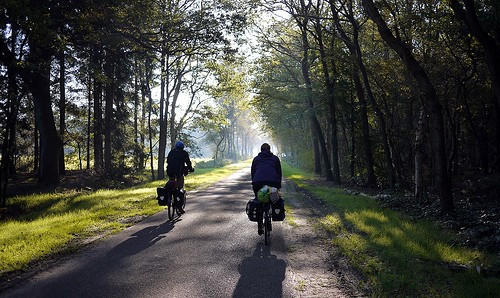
[282,163,500,297]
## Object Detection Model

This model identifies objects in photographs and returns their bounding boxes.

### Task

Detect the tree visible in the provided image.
[279,0,334,181]
[449,0,500,172]
[1,2,64,188]
[360,0,453,211]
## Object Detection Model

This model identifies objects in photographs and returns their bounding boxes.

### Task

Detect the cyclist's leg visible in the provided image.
[177,174,185,189]
[252,183,262,198]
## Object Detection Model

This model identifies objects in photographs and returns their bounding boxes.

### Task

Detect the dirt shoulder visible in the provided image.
[282,179,369,297]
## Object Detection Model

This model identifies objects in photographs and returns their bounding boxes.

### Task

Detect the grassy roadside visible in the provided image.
[282,163,500,297]
[0,160,251,276]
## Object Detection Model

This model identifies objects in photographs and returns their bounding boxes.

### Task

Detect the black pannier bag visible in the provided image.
[246,198,261,222]
[271,197,285,221]
[173,189,185,207]
[157,187,169,206]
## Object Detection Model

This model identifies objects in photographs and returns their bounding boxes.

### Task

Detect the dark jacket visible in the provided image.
[167,148,193,178]
[251,150,282,188]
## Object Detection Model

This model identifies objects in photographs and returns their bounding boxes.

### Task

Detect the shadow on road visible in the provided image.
[106,220,176,259]
[232,243,287,298]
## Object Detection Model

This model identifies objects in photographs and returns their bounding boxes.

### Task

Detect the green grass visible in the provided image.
[0,160,251,275]
[282,163,500,297]
[284,201,298,228]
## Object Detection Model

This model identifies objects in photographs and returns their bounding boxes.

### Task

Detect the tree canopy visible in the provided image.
[1,0,499,213]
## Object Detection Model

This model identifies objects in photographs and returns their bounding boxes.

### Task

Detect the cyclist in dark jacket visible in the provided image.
[251,143,282,235]
[251,143,282,196]
[166,141,194,214]
[167,141,194,189]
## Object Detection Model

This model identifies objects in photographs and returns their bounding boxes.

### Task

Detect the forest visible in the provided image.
[1,1,500,296]
[0,0,260,208]
[251,0,500,215]
[1,0,500,215]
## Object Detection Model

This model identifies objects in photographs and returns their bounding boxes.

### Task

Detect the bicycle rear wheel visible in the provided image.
[264,209,270,245]
[175,191,186,216]
[167,195,175,220]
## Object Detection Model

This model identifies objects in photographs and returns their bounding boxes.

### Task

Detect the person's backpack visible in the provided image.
[246,198,262,222]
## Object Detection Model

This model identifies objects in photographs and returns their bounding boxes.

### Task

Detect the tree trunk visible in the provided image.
[139,65,147,170]
[449,0,500,107]
[494,99,500,172]
[34,118,39,174]
[104,50,114,175]
[92,46,103,171]
[352,64,377,187]
[296,3,334,181]
[463,85,489,174]
[87,69,92,170]
[133,58,140,169]
[59,49,66,175]
[170,71,183,147]
[349,84,356,178]
[0,37,19,206]
[314,18,341,184]
[362,0,453,211]
[414,109,425,199]
[27,49,62,188]
[313,135,321,174]
[157,50,166,180]
[449,0,500,172]
[355,43,395,188]
[78,142,82,170]
[331,2,385,187]
[146,62,155,181]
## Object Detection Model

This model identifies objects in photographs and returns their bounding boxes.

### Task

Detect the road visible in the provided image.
[1,168,293,298]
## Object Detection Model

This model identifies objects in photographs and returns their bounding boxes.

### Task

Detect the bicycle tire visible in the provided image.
[182,191,186,209]
[264,209,270,245]
[175,191,186,216]
[167,195,175,220]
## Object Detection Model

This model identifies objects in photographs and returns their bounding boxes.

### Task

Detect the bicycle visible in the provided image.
[246,188,285,245]
[167,187,186,220]
[158,170,192,221]
[260,202,272,245]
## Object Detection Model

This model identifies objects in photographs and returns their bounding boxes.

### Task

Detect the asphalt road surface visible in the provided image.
[2,168,293,298]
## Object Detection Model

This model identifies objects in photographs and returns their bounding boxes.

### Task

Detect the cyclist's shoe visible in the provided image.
[258,228,264,235]
[178,208,185,214]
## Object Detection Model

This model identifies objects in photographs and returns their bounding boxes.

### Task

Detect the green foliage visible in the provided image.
[193,158,232,168]
[196,60,258,160]
[251,0,500,192]
[283,162,500,297]
[0,160,250,275]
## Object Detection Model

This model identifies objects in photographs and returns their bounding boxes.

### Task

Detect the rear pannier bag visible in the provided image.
[157,187,169,206]
[173,189,186,207]
[271,197,285,221]
[246,198,262,222]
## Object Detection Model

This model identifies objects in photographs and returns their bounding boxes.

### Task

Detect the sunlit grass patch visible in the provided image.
[283,162,500,297]
[282,163,313,188]
[0,160,250,275]
[317,214,342,234]
[284,201,298,228]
